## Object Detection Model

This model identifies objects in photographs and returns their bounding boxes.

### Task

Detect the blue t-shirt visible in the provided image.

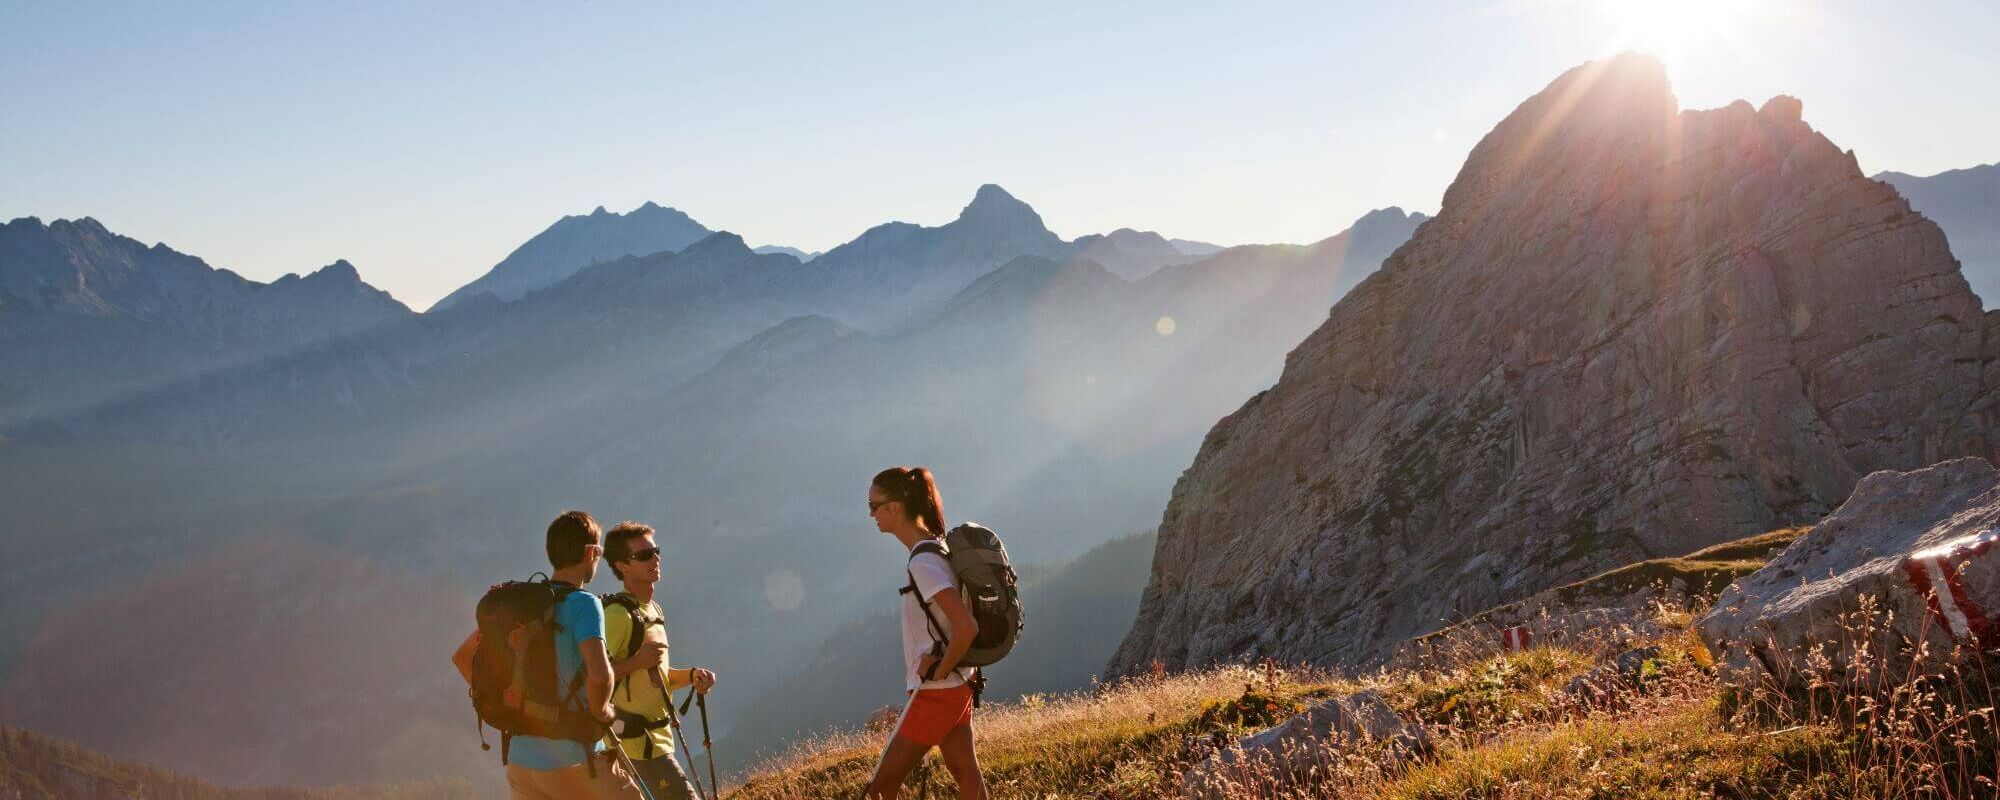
[507,585,610,770]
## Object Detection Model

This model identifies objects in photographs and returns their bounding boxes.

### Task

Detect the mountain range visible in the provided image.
[0,182,1420,792]
[0,216,409,425]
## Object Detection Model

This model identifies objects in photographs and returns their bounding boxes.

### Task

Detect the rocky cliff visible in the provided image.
[1877,162,1999,310]
[1109,55,2000,676]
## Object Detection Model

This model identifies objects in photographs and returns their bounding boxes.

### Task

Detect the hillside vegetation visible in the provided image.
[731,529,1999,799]
[0,727,473,800]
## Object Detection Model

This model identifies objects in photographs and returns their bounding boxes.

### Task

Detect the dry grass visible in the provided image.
[728,591,1999,799]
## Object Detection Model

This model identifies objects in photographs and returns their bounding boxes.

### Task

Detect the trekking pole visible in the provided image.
[605,723,662,800]
[658,670,710,800]
[675,688,718,797]
[696,691,719,796]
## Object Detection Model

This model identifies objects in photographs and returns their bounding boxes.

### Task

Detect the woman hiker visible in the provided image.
[863,467,988,800]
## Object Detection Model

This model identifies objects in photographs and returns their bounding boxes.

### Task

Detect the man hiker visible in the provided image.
[452,511,642,799]
[602,521,718,800]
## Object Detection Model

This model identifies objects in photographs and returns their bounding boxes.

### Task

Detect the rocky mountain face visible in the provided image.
[1878,163,1999,310]
[431,201,714,310]
[1109,55,2000,677]
[0,216,411,424]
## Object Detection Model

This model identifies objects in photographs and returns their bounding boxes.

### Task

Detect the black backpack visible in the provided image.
[903,522,1025,689]
[468,577,605,768]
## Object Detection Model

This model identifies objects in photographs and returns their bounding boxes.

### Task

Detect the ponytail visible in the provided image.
[872,466,946,536]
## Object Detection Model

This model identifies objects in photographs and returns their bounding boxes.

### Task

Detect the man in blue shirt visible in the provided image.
[454,511,641,799]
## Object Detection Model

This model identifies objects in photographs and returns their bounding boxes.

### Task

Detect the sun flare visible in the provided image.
[1602,0,1749,68]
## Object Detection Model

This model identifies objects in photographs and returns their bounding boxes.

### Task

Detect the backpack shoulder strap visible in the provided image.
[901,541,950,644]
[600,592,648,661]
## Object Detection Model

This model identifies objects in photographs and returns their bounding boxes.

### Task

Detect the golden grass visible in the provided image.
[729,588,1998,799]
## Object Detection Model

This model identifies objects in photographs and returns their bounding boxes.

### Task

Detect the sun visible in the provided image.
[1601,0,1749,69]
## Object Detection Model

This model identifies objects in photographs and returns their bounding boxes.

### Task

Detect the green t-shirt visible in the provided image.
[603,595,674,759]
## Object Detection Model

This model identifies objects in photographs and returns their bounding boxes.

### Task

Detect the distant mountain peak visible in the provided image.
[312,259,360,280]
[681,230,753,259]
[433,201,716,310]
[958,184,1039,224]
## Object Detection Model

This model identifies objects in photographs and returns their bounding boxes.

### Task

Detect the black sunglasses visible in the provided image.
[622,547,661,563]
[868,498,895,513]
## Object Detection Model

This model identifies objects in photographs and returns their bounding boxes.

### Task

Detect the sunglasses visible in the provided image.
[868,498,895,513]
[622,547,661,563]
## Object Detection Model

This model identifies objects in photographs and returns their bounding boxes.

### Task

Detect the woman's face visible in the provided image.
[867,484,899,533]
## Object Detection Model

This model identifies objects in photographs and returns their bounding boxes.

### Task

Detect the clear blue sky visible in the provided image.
[4,1,1994,309]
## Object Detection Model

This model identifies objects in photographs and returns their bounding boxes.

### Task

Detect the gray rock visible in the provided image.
[1696,458,2000,692]
[1109,53,2000,679]
[1876,162,2000,311]
[1181,689,1427,799]
[1565,645,1663,705]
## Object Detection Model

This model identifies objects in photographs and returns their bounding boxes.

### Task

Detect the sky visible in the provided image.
[3,0,1996,310]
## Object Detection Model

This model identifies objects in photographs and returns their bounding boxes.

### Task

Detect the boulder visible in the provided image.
[1696,458,2000,693]
[1564,645,1663,705]
[1181,689,1427,798]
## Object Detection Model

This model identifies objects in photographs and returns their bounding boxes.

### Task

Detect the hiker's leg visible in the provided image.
[633,756,699,800]
[865,736,931,800]
[504,764,560,800]
[588,754,645,800]
[937,723,986,800]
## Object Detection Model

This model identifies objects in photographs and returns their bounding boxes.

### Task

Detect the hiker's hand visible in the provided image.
[632,640,666,670]
[593,701,615,725]
[918,651,944,681]
[691,667,716,694]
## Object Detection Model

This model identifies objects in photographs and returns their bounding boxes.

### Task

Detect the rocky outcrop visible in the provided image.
[1110,54,2000,677]
[1877,163,1999,310]
[1696,458,2000,692]
[1180,690,1427,799]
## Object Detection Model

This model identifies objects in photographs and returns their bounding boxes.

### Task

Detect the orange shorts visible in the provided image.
[893,684,973,746]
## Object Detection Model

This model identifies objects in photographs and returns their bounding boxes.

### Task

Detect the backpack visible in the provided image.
[902,522,1025,680]
[468,577,606,768]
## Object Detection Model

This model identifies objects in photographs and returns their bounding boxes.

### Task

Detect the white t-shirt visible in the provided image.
[901,546,970,692]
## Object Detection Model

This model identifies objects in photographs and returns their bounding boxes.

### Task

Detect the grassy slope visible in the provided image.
[727,527,1997,799]
[0,727,475,800]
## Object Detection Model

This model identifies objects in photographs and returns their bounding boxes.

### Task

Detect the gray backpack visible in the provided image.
[902,522,1024,674]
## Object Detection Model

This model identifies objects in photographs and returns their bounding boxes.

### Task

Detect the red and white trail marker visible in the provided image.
[1901,528,1999,650]
[1501,625,1532,652]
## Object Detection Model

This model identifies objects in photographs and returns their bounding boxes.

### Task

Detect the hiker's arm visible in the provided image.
[666,666,716,693]
[612,639,666,679]
[579,637,615,723]
[451,631,479,686]
[925,590,979,675]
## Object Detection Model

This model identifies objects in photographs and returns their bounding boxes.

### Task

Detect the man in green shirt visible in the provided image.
[602,521,717,800]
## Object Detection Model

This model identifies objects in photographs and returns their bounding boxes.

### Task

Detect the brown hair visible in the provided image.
[604,521,655,580]
[546,510,602,569]
[872,466,945,536]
